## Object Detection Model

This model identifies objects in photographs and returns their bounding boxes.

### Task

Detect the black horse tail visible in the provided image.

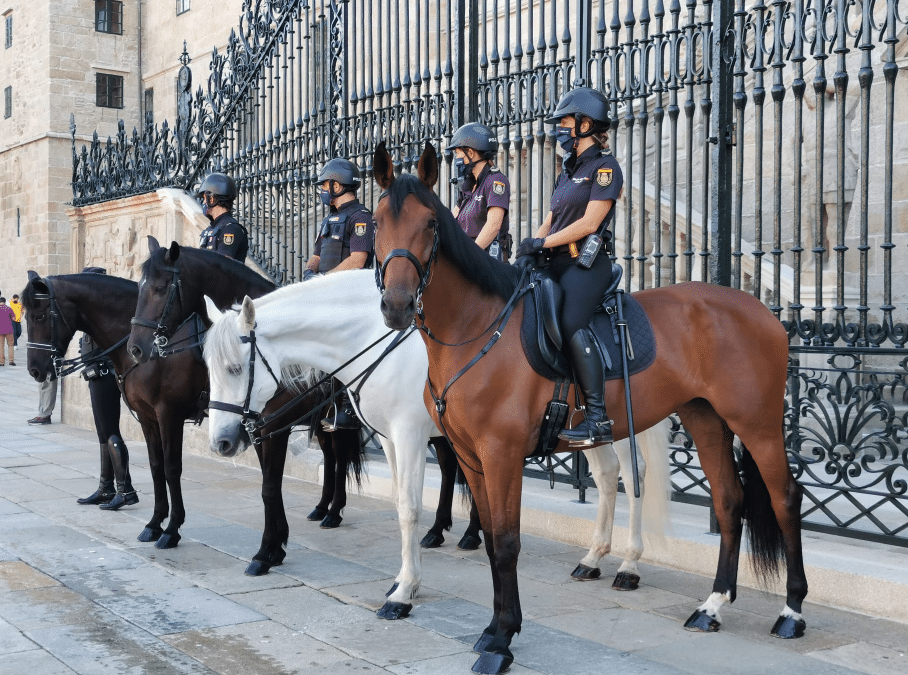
[455,463,473,507]
[740,445,786,585]
[344,428,368,491]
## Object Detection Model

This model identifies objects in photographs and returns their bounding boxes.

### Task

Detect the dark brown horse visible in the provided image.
[21,271,350,574]
[371,142,807,674]
[127,239,482,552]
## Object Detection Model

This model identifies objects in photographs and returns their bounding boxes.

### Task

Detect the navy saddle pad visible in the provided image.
[519,270,657,383]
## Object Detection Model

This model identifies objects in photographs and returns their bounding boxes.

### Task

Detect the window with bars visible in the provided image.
[176,0,190,15]
[4,14,11,49]
[96,73,123,109]
[144,88,154,126]
[4,86,11,119]
[95,1,123,35]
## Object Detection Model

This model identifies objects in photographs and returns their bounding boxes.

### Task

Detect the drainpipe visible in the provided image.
[138,0,143,127]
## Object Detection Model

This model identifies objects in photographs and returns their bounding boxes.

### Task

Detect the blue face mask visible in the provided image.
[555,126,575,156]
[319,188,333,207]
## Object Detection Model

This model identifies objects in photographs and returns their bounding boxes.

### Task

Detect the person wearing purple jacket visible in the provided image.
[0,297,16,366]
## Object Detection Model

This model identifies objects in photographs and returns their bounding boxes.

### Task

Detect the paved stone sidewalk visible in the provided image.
[1,364,906,675]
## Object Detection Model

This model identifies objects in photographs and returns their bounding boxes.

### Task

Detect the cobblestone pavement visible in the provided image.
[1,363,906,675]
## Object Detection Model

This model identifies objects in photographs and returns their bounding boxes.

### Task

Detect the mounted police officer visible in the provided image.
[197,172,249,263]
[516,87,623,446]
[305,158,374,431]
[449,123,511,260]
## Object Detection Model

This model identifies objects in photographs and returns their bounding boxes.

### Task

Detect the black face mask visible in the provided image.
[202,194,215,222]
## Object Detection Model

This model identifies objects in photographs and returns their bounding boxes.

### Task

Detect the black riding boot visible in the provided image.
[321,391,361,432]
[77,444,115,504]
[100,435,139,510]
[558,329,614,446]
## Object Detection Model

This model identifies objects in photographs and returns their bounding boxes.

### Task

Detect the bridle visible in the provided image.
[26,277,75,378]
[130,262,185,357]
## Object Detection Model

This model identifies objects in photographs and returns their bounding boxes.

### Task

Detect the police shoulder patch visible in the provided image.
[597,168,613,187]
[354,223,367,237]
[492,180,506,195]
[223,233,235,245]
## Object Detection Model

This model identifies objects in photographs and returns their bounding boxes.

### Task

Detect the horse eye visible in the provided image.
[227,365,243,376]
[154,285,166,293]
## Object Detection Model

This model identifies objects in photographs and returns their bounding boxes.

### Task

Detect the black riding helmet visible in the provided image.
[448,122,499,160]
[195,172,238,199]
[317,158,362,198]
[544,87,611,137]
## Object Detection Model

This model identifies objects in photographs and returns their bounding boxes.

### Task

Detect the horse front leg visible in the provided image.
[376,434,425,620]
[246,433,290,576]
[571,444,619,582]
[307,428,335,523]
[321,428,359,529]
[136,418,167,543]
[155,419,185,549]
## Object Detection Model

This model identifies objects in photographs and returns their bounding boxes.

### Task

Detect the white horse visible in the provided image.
[203,269,670,618]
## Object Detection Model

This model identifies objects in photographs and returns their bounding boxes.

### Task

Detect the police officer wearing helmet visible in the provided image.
[305,158,374,432]
[515,86,623,446]
[196,172,249,263]
[304,158,374,279]
[449,123,511,261]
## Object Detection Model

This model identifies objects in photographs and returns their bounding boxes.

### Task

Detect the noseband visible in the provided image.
[130,263,185,357]
[26,277,75,378]
[374,216,439,317]
[207,328,282,441]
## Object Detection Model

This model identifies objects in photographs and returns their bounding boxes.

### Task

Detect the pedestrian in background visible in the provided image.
[0,297,16,366]
[9,294,22,347]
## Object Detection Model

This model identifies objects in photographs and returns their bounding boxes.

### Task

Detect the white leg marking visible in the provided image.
[781,605,803,622]
[697,591,732,622]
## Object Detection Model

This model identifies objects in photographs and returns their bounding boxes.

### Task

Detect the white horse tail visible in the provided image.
[638,418,672,545]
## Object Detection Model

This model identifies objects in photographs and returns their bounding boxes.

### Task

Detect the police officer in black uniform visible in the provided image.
[516,87,623,446]
[304,158,374,431]
[76,267,138,510]
[197,172,249,263]
[448,123,511,260]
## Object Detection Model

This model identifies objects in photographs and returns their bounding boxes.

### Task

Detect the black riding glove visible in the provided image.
[515,237,545,260]
[303,269,318,282]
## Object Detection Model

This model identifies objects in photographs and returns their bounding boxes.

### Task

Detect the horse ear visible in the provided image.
[165,241,181,264]
[239,296,256,332]
[27,270,40,282]
[373,141,395,190]
[203,295,222,322]
[417,141,438,189]
[147,235,161,253]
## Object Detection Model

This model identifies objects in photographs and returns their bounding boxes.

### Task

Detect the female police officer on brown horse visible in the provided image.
[449,123,511,261]
[515,87,623,447]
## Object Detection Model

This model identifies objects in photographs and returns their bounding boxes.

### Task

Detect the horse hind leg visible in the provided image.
[321,428,360,529]
[571,443,619,582]
[421,437,456,548]
[307,428,334,522]
[677,400,743,633]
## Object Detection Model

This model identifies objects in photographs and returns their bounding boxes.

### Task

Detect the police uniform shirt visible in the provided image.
[453,164,511,240]
[200,212,249,263]
[312,199,374,270]
[548,145,623,242]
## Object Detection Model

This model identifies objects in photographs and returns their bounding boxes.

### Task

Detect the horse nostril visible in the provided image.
[217,440,233,456]
[29,368,40,380]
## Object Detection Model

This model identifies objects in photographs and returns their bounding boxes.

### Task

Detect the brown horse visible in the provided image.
[371,142,807,674]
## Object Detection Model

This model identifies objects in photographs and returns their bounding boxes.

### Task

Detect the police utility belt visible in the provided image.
[548,233,613,268]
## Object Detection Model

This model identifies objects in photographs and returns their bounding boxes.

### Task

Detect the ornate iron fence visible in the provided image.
[71,0,908,546]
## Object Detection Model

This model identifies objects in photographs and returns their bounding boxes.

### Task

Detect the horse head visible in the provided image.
[129,236,187,363]
[373,141,441,330]
[203,295,280,457]
[21,274,77,383]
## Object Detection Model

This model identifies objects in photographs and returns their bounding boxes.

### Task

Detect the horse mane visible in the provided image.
[21,274,137,311]
[205,307,319,396]
[386,173,519,302]
[142,246,276,293]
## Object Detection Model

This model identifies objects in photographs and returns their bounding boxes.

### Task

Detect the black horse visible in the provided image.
[22,271,355,573]
[127,239,482,551]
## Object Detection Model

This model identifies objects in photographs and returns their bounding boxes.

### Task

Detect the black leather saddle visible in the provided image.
[520,263,657,383]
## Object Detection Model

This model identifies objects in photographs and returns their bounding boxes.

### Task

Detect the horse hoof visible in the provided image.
[155,533,181,549]
[245,560,271,576]
[385,582,399,598]
[570,563,601,581]
[684,609,720,632]
[376,601,412,620]
[320,513,342,529]
[137,527,163,543]
[472,629,495,654]
[770,615,806,639]
[420,531,445,548]
[307,506,329,521]
[457,533,482,551]
[612,571,640,591]
[472,649,514,674]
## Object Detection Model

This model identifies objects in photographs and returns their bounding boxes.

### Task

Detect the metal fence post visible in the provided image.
[710,0,733,288]
[455,0,479,126]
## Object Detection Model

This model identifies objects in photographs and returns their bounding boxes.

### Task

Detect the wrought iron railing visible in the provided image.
[70,0,908,546]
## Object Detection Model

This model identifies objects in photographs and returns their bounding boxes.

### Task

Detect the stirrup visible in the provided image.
[558,416,614,447]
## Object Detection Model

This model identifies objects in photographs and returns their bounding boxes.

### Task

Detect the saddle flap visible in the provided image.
[538,276,564,351]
